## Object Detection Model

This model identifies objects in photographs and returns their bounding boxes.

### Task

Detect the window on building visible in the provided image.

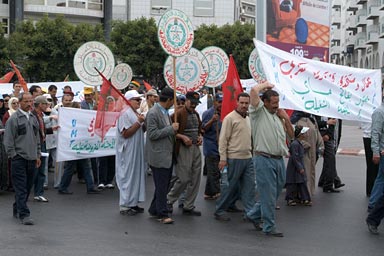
[2,0,9,4]
[151,0,172,15]
[25,0,45,4]
[68,0,86,9]
[2,18,9,35]
[47,0,65,7]
[88,0,103,11]
[194,0,214,17]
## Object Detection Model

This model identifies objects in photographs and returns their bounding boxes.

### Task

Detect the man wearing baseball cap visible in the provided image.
[167,91,203,216]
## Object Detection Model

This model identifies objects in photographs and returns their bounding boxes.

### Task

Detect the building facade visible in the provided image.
[331,0,384,72]
[0,0,256,37]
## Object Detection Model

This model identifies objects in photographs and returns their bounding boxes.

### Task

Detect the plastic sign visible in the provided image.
[163,48,209,93]
[158,9,194,57]
[73,41,115,86]
[111,63,133,90]
[201,46,229,88]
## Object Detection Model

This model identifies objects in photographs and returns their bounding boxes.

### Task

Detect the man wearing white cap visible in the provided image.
[116,90,146,215]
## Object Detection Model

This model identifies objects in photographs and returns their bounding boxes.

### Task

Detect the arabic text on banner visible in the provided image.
[56,108,116,162]
[254,39,381,122]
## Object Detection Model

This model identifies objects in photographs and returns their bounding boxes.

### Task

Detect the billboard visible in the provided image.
[266,0,330,62]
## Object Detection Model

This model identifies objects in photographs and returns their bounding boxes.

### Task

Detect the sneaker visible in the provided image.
[105,184,115,189]
[182,208,202,216]
[98,184,105,189]
[34,196,49,202]
[20,217,34,225]
[366,221,379,235]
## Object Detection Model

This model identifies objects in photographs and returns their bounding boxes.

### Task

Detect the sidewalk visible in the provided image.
[337,122,365,156]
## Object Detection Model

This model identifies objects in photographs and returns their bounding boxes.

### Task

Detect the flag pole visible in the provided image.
[173,56,177,122]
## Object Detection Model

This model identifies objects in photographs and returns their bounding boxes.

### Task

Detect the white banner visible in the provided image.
[254,39,381,122]
[56,108,116,162]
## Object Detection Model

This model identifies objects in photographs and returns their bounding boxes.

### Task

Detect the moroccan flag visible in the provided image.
[143,80,153,91]
[0,71,15,83]
[94,68,132,141]
[220,55,243,121]
[10,60,28,92]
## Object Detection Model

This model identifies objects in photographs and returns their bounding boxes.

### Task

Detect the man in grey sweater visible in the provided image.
[3,92,41,225]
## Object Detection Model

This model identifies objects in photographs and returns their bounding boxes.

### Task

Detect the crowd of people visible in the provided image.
[1,79,383,236]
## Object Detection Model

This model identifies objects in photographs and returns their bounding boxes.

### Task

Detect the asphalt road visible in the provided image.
[0,152,382,256]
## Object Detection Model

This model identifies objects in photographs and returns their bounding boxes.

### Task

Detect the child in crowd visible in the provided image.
[285,125,312,206]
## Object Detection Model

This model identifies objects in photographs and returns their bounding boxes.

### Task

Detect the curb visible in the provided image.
[337,148,365,156]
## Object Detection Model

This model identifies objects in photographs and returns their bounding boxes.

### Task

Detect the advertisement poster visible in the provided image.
[266,0,330,62]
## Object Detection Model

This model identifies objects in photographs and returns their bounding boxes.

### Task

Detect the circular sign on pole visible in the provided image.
[110,63,133,90]
[248,48,267,84]
[158,9,194,57]
[201,46,229,88]
[163,48,209,94]
[73,41,115,86]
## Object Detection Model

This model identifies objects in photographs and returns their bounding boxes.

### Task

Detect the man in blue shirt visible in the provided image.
[202,93,222,200]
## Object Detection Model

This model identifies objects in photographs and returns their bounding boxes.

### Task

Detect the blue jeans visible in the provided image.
[247,155,285,233]
[59,159,94,192]
[368,156,384,209]
[11,155,36,219]
[367,192,384,227]
[215,158,255,215]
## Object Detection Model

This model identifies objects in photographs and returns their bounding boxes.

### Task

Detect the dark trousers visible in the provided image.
[11,156,36,219]
[60,159,94,192]
[367,192,384,227]
[319,140,338,189]
[364,137,379,196]
[98,156,115,185]
[204,155,220,196]
[148,165,173,218]
[34,143,46,197]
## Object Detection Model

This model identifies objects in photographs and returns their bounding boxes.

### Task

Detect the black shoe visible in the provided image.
[245,216,263,231]
[20,217,34,225]
[182,208,202,216]
[120,208,137,216]
[334,183,345,189]
[323,188,340,193]
[13,209,18,219]
[226,206,243,213]
[214,213,231,222]
[265,230,284,237]
[366,221,379,235]
[132,206,144,213]
[87,188,101,194]
[58,190,73,195]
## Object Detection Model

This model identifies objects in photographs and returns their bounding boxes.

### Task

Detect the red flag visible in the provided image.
[10,60,28,92]
[94,68,132,141]
[0,71,15,83]
[220,55,243,121]
[143,80,153,91]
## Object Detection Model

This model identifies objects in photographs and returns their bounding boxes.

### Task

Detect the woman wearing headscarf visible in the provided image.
[2,97,19,125]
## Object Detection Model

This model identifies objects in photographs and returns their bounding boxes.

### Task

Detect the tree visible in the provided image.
[110,18,167,88]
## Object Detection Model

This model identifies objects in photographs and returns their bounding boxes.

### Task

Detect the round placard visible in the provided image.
[73,41,115,86]
[248,48,267,84]
[158,9,194,57]
[163,48,209,93]
[111,63,133,90]
[201,46,229,88]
